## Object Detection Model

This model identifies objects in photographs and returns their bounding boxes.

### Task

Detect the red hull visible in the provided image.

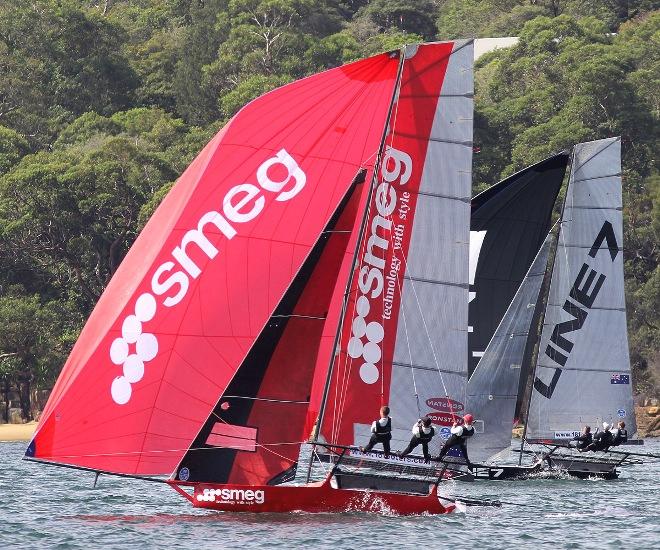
[169,477,454,515]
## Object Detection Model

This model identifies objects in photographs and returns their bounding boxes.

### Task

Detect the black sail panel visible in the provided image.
[468,153,568,377]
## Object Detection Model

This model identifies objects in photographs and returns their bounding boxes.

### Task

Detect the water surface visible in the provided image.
[1,441,658,549]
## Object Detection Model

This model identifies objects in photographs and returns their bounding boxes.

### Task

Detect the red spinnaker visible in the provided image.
[29,54,399,475]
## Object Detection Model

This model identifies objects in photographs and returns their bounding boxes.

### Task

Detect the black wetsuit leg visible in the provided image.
[421,441,430,462]
[399,437,420,457]
[459,441,470,464]
[438,435,461,459]
[362,433,379,452]
[382,439,391,458]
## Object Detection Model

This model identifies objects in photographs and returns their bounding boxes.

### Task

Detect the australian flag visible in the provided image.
[611,373,630,385]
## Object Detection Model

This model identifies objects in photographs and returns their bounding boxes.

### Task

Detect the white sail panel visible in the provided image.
[526,137,637,441]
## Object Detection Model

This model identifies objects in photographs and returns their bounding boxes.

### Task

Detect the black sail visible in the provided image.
[468,153,568,378]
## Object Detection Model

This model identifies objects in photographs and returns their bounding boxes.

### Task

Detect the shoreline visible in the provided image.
[0,422,36,442]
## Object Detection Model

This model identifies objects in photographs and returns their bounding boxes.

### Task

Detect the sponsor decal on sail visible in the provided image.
[426,397,465,413]
[554,431,580,439]
[534,220,619,399]
[425,412,455,426]
[109,150,307,404]
[347,146,412,385]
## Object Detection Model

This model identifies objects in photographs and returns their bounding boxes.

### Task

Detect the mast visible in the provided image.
[312,52,405,445]
[517,153,573,464]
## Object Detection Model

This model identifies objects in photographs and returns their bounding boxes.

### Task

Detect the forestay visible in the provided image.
[526,138,637,442]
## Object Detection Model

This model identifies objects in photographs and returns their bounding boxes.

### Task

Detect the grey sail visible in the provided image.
[526,137,637,442]
[467,234,552,462]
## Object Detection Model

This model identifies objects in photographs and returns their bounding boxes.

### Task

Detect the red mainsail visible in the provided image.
[28,53,400,475]
[313,41,474,454]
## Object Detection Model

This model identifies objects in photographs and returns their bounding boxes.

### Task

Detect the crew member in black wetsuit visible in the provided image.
[437,414,475,466]
[360,405,392,458]
[572,426,592,450]
[582,422,614,452]
[398,416,435,462]
[611,421,628,446]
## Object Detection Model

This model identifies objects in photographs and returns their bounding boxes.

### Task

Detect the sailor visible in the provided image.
[611,421,628,446]
[398,416,435,462]
[359,405,392,458]
[582,422,614,452]
[437,413,475,466]
[572,426,592,450]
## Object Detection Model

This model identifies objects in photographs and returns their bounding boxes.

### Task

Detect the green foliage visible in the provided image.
[0,0,658,406]
[0,126,28,176]
[0,289,78,419]
[357,0,437,40]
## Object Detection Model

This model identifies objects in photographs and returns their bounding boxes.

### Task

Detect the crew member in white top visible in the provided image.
[398,416,435,462]
[359,405,392,458]
[437,413,475,466]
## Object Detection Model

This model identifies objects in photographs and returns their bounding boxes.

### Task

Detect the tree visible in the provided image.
[0,292,75,420]
[357,0,437,40]
[0,108,189,310]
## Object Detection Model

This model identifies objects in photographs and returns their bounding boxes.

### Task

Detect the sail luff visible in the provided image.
[312,52,405,443]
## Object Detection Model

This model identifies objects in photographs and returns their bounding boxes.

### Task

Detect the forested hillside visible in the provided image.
[0,0,658,419]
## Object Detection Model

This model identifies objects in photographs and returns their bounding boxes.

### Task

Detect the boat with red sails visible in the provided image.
[25,40,478,515]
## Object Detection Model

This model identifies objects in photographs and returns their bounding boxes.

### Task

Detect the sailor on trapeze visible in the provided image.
[581,422,614,452]
[572,426,592,450]
[437,413,475,466]
[399,416,436,462]
[359,405,392,458]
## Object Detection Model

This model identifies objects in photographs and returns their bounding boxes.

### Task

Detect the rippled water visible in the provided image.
[1,440,659,549]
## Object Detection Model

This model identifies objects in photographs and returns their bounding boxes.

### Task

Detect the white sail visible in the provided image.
[526,137,637,442]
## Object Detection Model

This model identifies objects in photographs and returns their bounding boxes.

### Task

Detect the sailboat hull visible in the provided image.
[169,478,454,515]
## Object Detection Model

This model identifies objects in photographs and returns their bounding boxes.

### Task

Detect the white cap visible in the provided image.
[602,422,610,430]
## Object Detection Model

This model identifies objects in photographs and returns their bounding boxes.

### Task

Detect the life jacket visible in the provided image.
[595,430,613,446]
[417,423,435,442]
[461,425,475,439]
[612,428,627,446]
[374,417,392,438]
[575,433,592,448]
